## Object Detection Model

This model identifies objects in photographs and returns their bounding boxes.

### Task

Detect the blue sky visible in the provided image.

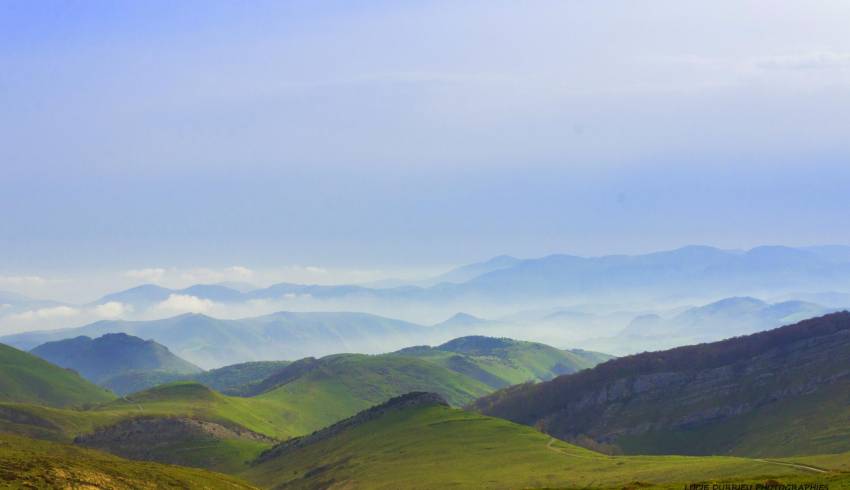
[3,0,850,295]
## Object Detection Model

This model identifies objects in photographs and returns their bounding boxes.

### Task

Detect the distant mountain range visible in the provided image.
[3,311,434,368]
[31,333,203,395]
[603,296,837,352]
[474,312,850,457]
[3,293,841,368]
[66,245,850,314]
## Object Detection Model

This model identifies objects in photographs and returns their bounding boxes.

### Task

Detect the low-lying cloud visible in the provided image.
[152,294,216,315]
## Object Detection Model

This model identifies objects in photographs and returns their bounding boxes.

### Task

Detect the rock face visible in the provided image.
[75,416,275,464]
[255,392,448,464]
[474,312,850,455]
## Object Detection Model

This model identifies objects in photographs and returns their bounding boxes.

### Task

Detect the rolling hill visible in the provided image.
[31,333,202,395]
[0,340,566,473]
[245,392,838,489]
[244,353,494,433]
[91,360,295,397]
[0,342,114,408]
[474,311,850,457]
[0,432,256,489]
[392,335,612,389]
[187,361,292,395]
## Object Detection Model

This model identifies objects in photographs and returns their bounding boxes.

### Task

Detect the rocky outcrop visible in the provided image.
[255,392,448,464]
[74,416,275,464]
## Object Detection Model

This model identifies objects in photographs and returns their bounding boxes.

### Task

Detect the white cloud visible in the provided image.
[92,301,133,318]
[125,268,167,283]
[10,305,80,322]
[178,266,255,285]
[152,294,215,314]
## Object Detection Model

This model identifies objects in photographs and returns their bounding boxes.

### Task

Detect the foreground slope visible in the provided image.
[475,311,850,456]
[0,342,114,408]
[0,432,255,489]
[31,333,202,395]
[245,392,820,489]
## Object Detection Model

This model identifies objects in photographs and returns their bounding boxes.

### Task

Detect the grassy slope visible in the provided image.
[0,384,284,473]
[95,383,294,439]
[192,360,291,395]
[0,432,256,489]
[0,353,494,473]
[0,343,115,408]
[394,338,611,389]
[245,403,833,490]
[253,354,493,434]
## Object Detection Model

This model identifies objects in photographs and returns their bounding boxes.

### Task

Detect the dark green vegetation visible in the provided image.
[474,311,850,457]
[31,333,202,395]
[0,432,256,489]
[246,392,846,489]
[0,342,114,408]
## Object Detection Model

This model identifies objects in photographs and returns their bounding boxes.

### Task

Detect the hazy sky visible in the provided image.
[3,1,850,296]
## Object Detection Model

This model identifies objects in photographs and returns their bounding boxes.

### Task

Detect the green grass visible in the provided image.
[252,354,493,434]
[393,337,612,389]
[95,382,299,440]
[191,361,292,395]
[244,403,837,489]
[0,343,115,408]
[0,432,257,489]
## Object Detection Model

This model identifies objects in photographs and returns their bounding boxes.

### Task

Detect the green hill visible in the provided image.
[0,432,256,489]
[245,392,842,489]
[474,312,850,457]
[0,352,491,474]
[0,342,115,408]
[74,360,293,397]
[190,361,291,395]
[31,333,203,395]
[392,335,612,389]
[248,354,493,435]
[0,336,608,475]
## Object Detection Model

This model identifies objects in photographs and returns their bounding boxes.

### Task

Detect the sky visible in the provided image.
[2,0,850,301]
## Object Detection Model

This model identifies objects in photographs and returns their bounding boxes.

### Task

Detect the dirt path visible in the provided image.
[754,459,829,474]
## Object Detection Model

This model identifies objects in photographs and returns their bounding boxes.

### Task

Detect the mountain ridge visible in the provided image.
[473,311,850,456]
